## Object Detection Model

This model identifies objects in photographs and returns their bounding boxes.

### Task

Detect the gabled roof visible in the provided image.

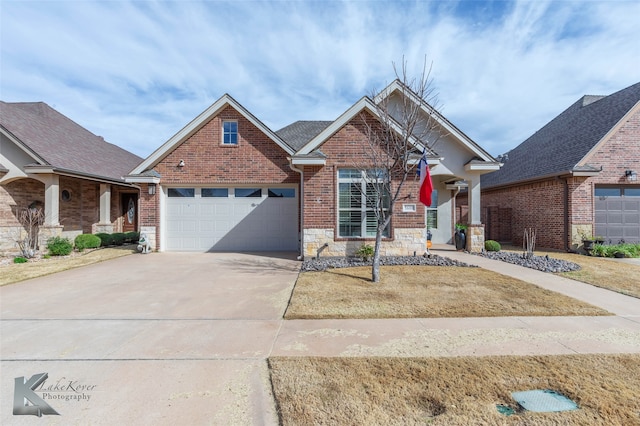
[276,120,332,151]
[0,101,142,182]
[130,94,294,175]
[482,81,640,188]
[376,80,497,163]
[294,96,436,158]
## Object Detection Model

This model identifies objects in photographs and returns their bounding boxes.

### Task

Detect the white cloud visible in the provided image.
[1,0,638,158]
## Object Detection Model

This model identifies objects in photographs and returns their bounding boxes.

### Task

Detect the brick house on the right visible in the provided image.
[479,82,640,251]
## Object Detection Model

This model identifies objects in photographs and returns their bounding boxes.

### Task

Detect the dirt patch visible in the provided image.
[269,354,640,425]
[285,265,610,319]
[0,246,136,286]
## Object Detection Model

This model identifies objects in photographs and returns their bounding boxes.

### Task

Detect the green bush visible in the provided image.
[484,240,501,252]
[74,234,102,251]
[47,236,73,256]
[591,244,607,257]
[95,233,113,247]
[124,231,140,243]
[111,232,126,246]
[355,244,374,261]
[13,257,28,264]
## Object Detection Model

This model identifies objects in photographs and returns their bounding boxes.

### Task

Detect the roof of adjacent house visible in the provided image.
[482,81,640,188]
[276,120,333,151]
[0,101,142,182]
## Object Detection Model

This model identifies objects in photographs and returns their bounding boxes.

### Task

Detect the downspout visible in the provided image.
[564,178,571,252]
[289,160,304,260]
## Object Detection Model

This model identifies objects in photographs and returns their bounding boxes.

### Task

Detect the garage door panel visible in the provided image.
[165,187,298,251]
[595,186,640,244]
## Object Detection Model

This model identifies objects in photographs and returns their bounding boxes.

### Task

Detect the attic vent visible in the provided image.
[497,153,509,162]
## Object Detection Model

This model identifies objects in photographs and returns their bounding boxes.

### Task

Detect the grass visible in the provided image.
[0,246,136,286]
[285,265,610,319]
[507,248,640,299]
[269,354,640,426]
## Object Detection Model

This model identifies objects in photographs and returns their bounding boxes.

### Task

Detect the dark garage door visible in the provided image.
[594,186,640,244]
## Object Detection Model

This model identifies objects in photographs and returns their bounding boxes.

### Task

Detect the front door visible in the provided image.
[121,194,138,233]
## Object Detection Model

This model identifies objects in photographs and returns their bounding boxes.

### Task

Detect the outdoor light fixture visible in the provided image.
[625,169,637,182]
[148,184,156,195]
[178,159,185,167]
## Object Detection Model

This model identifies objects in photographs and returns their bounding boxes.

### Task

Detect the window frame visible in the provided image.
[222,120,238,145]
[337,168,390,239]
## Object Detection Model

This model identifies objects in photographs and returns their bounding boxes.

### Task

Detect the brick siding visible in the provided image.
[475,108,640,250]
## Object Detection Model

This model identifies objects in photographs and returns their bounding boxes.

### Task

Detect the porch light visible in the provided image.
[148,184,156,195]
[178,159,185,167]
[625,170,637,182]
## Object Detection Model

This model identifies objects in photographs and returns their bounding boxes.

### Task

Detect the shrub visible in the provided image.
[47,236,73,256]
[124,231,140,243]
[484,240,501,252]
[355,244,374,261]
[111,232,126,246]
[591,244,607,257]
[74,234,102,251]
[13,257,28,264]
[95,233,113,247]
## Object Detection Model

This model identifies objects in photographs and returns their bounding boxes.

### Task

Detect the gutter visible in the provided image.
[288,159,305,260]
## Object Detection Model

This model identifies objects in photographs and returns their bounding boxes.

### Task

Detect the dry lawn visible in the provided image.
[285,266,609,319]
[269,354,640,426]
[0,246,135,286]
[545,251,640,298]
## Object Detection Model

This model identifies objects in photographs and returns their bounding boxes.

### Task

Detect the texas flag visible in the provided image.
[417,154,433,207]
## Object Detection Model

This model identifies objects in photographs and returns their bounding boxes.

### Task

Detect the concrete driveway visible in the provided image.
[1,252,301,425]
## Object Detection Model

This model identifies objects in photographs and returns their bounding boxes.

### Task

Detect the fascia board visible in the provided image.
[125,175,161,184]
[375,80,496,162]
[131,94,293,174]
[0,127,47,164]
[578,100,640,167]
[290,157,327,166]
[296,97,378,155]
[464,163,502,172]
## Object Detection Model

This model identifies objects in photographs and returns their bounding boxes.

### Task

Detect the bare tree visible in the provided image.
[14,204,45,258]
[354,58,442,282]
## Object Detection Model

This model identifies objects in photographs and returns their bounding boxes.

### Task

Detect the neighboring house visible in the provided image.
[478,82,640,250]
[0,102,142,253]
[127,81,500,257]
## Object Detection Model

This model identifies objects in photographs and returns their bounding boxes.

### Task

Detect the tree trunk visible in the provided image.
[371,223,385,283]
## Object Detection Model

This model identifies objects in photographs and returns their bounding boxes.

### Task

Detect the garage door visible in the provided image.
[165,187,298,251]
[594,186,640,244]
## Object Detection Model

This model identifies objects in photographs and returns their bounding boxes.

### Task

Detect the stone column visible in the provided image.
[95,184,114,233]
[466,224,485,252]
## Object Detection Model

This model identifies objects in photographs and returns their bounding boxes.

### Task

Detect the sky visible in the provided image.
[1,0,639,159]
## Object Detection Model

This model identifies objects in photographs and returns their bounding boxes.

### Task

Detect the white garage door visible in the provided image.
[594,186,640,244]
[165,187,299,251]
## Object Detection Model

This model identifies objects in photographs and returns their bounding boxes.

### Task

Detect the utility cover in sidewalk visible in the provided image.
[511,389,578,412]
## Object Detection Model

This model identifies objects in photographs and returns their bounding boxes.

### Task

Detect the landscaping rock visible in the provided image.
[301,255,476,272]
[473,251,581,273]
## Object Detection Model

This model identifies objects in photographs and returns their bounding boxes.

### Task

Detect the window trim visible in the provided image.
[337,168,390,239]
[221,120,238,146]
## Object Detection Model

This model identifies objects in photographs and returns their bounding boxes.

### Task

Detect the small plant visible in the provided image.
[95,233,114,247]
[455,223,468,231]
[74,234,102,251]
[111,232,126,246]
[523,228,536,259]
[47,236,73,256]
[356,244,374,261]
[590,244,607,257]
[13,256,28,264]
[484,240,501,252]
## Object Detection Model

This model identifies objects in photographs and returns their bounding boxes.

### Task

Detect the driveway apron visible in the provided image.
[1,252,300,425]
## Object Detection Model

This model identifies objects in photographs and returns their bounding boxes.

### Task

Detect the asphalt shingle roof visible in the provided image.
[0,101,142,181]
[276,120,333,151]
[482,82,640,188]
